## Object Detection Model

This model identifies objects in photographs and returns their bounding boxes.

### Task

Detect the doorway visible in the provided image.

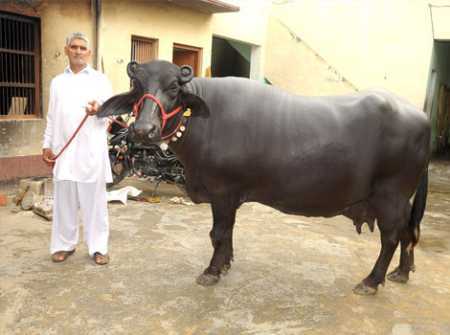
[173,43,202,76]
[211,36,250,78]
[425,41,450,157]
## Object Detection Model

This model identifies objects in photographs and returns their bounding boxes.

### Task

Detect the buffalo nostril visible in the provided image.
[147,125,158,139]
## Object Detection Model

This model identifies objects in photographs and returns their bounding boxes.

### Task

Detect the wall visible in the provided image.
[0,0,270,181]
[0,0,213,160]
[100,1,213,93]
[0,0,93,158]
[0,0,214,182]
[265,15,355,96]
[211,0,270,81]
[267,0,435,107]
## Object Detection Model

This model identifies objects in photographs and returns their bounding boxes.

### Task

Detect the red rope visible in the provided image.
[52,114,89,160]
[51,115,129,165]
[52,92,184,163]
[133,93,184,140]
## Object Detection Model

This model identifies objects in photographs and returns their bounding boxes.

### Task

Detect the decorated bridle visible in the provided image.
[132,92,186,141]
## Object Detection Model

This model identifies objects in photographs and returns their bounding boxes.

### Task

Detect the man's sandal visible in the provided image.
[51,249,75,263]
[93,252,109,265]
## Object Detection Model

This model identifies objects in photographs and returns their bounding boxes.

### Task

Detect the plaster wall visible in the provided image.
[268,0,436,108]
[1,0,213,159]
[1,0,269,167]
[100,1,213,93]
[265,16,355,96]
[0,0,92,158]
[211,0,269,46]
[211,0,270,81]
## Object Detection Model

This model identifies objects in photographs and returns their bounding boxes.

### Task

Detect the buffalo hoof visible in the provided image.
[353,281,377,296]
[387,268,409,284]
[221,264,231,276]
[196,273,220,286]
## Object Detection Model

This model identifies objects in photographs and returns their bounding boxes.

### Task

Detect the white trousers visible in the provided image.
[50,179,109,256]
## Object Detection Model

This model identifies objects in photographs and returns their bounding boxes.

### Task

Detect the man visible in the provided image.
[42,32,113,265]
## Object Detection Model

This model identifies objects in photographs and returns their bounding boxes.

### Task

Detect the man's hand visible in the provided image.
[86,100,99,115]
[42,148,56,167]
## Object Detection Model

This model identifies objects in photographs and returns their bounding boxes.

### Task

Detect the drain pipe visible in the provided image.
[93,0,102,71]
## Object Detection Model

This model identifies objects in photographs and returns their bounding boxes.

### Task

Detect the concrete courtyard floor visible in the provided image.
[1,162,450,335]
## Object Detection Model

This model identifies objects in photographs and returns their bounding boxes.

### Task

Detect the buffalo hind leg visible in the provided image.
[387,226,415,284]
[353,197,407,295]
[196,196,238,286]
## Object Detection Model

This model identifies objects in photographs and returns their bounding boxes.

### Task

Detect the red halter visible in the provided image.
[132,93,184,140]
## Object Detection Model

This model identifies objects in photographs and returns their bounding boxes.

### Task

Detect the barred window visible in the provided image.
[0,11,40,119]
[131,35,157,63]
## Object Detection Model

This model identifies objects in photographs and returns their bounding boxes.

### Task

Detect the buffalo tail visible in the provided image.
[409,169,428,246]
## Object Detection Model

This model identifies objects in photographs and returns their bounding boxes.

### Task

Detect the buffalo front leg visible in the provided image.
[196,197,238,286]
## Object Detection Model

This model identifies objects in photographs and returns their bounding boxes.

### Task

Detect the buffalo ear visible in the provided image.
[180,91,209,118]
[127,61,139,79]
[179,65,194,85]
[97,84,143,117]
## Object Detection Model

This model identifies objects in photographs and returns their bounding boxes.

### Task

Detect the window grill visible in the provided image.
[131,36,157,63]
[0,11,40,118]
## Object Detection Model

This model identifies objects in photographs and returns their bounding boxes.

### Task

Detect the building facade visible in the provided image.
[265,0,450,154]
[0,0,270,181]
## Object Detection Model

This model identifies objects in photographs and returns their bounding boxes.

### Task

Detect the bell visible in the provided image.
[183,108,192,117]
[180,125,186,132]
[176,131,182,138]
[171,136,178,142]
[159,142,169,151]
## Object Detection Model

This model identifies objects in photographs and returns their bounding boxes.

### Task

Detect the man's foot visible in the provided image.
[51,249,75,263]
[93,252,109,265]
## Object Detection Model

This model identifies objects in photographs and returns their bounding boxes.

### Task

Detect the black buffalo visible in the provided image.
[98,60,430,295]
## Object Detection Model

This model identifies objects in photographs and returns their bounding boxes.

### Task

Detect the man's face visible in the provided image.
[64,38,91,68]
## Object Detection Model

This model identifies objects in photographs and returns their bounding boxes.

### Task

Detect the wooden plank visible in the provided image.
[0,48,35,56]
[0,5,40,19]
[0,82,35,88]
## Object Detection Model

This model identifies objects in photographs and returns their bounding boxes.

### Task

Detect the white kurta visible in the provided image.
[43,66,113,183]
[43,66,113,256]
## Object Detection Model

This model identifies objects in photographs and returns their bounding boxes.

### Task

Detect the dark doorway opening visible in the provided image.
[425,41,450,158]
[211,36,250,78]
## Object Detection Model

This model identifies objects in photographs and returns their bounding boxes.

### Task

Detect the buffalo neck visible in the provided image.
[168,79,209,165]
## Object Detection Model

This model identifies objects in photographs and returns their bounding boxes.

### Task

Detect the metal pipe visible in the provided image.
[92,0,102,70]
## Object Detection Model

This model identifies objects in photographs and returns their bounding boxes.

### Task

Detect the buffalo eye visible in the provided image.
[166,82,179,98]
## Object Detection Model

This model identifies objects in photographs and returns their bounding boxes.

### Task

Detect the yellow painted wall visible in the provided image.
[211,0,270,80]
[40,0,94,121]
[211,0,269,46]
[267,0,436,108]
[100,1,213,93]
[0,0,93,157]
[1,1,213,157]
[265,15,355,96]
[1,0,269,159]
